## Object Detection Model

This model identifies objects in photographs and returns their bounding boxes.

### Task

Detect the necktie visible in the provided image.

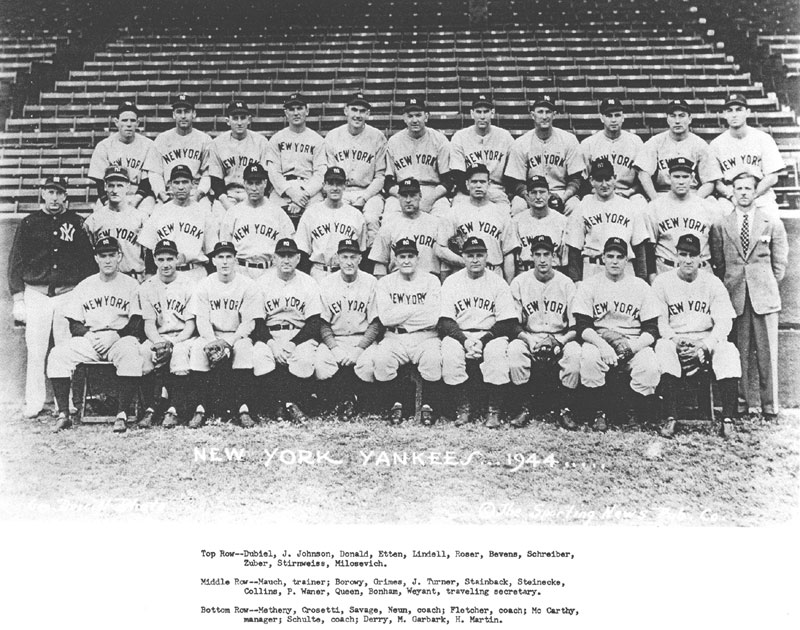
[741,213,750,253]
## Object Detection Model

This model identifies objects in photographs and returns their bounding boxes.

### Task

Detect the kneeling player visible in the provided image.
[137,239,197,427]
[508,236,580,428]
[188,242,262,427]
[47,237,144,433]
[572,237,662,431]
[652,234,740,438]
[372,238,443,425]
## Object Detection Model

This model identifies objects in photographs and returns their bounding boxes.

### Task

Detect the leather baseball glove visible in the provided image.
[677,339,707,377]
[532,334,562,363]
[204,338,232,367]
[548,194,565,214]
[448,232,466,255]
[151,340,173,368]
[599,329,634,363]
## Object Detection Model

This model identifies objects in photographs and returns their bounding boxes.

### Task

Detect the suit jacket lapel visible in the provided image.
[746,208,769,258]
[724,212,745,259]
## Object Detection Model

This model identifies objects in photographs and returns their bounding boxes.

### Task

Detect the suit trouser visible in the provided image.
[21,287,72,413]
[736,290,780,415]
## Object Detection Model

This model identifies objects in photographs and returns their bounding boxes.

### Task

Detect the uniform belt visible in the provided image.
[463,328,488,333]
[658,257,709,268]
[312,262,340,272]
[585,255,603,265]
[385,326,409,334]
[123,270,145,278]
[237,258,271,269]
[284,175,300,181]
[176,262,202,271]
[517,261,535,270]
[267,323,299,331]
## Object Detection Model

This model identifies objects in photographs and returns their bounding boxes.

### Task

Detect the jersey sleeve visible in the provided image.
[564,206,585,249]
[696,142,722,184]
[503,137,528,181]
[368,225,391,264]
[439,276,458,319]
[207,139,225,181]
[294,212,313,255]
[630,205,650,246]
[638,281,662,322]
[709,275,736,322]
[218,207,236,242]
[142,140,161,175]
[277,207,296,238]
[510,277,524,320]
[435,132,450,175]
[449,132,466,173]
[633,138,657,175]
[760,133,785,176]
[494,280,518,321]
[137,284,158,321]
[88,141,109,180]
[240,280,265,323]
[63,283,86,323]
[500,214,521,255]
[563,278,577,327]
[137,214,159,250]
[304,279,323,318]
[570,280,594,319]
[266,136,290,196]
[565,135,583,177]
[650,276,675,339]
[305,140,326,196]
[420,276,442,328]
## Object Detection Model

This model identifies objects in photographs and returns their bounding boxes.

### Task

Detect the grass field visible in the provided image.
[1,403,797,526]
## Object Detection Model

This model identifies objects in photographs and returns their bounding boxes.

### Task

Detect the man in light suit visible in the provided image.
[710,172,788,420]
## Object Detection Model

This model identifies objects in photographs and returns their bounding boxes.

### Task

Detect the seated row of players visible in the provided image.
[42,222,752,440]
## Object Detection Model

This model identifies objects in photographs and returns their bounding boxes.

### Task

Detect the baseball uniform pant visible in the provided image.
[343,187,384,246]
[579,344,661,396]
[47,335,144,378]
[309,263,341,281]
[511,193,579,216]
[252,329,318,377]
[21,287,72,415]
[508,337,581,389]
[315,334,376,381]
[736,293,780,415]
[140,335,193,375]
[384,185,451,219]
[655,337,741,380]
[269,189,324,218]
[372,330,442,382]
[441,334,510,386]
[189,334,254,372]
[237,264,271,280]
[453,185,511,215]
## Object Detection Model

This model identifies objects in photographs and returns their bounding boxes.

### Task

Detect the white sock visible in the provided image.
[239,404,249,413]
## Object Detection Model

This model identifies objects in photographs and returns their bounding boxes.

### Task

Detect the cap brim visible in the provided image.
[669,167,694,174]
[531,101,557,110]
[284,100,306,108]
[472,101,493,108]
[154,248,179,256]
[347,99,370,108]
[724,99,747,108]
[104,175,129,183]
[95,246,119,254]
[603,246,627,255]
[43,183,67,191]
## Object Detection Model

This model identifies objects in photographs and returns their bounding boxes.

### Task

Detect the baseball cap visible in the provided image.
[172,93,195,109]
[666,99,691,114]
[337,238,361,254]
[169,164,194,181]
[227,100,250,116]
[676,233,701,256]
[589,157,615,180]
[104,165,130,183]
[324,166,347,183]
[397,178,421,194]
[116,100,140,117]
[462,236,488,253]
[472,93,493,108]
[42,175,68,192]
[530,95,557,111]
[274,238,300,255]
[153,238,179,256]
[209,241,237,258]
[600,98,624,114]
[95,236,120,254]
[667,157,695,174]
[724,93,748,108]
[403,97,427,113]
[347,92,371,108]
[393,237,418,255]
[603,237,628,256]
[527,175,549,190]
[465,163,490,179]
[284,93,307,108]
[243,163,268,181]
[530,234,555,253]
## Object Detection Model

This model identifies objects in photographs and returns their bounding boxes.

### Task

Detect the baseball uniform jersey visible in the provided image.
[375,271,441,332]
[504,127,583,192]
[266,127,326,197]
[64,273,139,332]
[634,131,722,192]
[385,128,450,186]
[137,274,196,335]
[511,270,576,334]
[369,212,448,275]
[295,202,367,265]
[208,130,270,186]
[647,193,722,264]
[572,273,661,339]
[513,211,568,268]
[320,271,377,336]
[440,268,517,331]
[450,125,514,186]
[218,200,295,264]
[256,268,322,328]
[88,134,160,186]
[580,130,644,197]
[447,200,520,267]
[190,272,263,334]
[565,195,649,258]
[152,127,212,179]
[83,206,148,274]
[138,200,216,264]
[323,123,387,191]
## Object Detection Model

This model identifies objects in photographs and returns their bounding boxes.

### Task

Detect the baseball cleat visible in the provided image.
[593,411,608,433]
[53,412,72,433]
[557,407,578,431]
[188,406,206,429]
[719,417,734,439]
[161,407,179,429]
[509,407,530,429]
[112,413,127,433]
[285,402,308,425]
[454,402,471,427]
[238,405,255,428]
[139,407,155,429]
[660,417,677,438]
[485,405,502,429]
[420,404,434,426]
[388,402,403,425]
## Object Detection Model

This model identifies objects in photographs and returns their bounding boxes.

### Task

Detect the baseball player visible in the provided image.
[579,98,646,212]
[507,235,580,429]
[208,99,270,212]
[316,238,380,419]
[709,93,785,215]
[138,165,217,284]
[512,175,568,274]
[150,93,213,211]
[187,241,262,428]
[372,238,443,425]
[369,177,449,278]
[504,94,583,215]
[266,93,325,222]
[218,162,295,278]
[443,164,520,282]
[652,234,741,439]
[322,92,387,246]
[295,166,367,280]
[439,236,518,428]
[383,96,452,218]
[634,99,722,200]
[252,238,323,424]
[83,166,148,281]
[572,237,662,431]
[137,238,198,428]
[646,157,722,279]
[88,100,159,213]
[449,94,514,213]
[564,158,650,282]
[8,175,96,418]
[46,236,144,433]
